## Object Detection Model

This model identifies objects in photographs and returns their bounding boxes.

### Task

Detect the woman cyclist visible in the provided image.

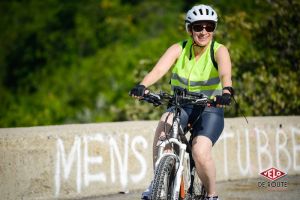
[130,4,233,200]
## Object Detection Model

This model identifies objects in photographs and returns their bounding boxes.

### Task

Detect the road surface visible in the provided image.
[87,175,300,200]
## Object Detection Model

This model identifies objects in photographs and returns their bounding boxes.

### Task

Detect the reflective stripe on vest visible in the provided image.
[170,38,223,98]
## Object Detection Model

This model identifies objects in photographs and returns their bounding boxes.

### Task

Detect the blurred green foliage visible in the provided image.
[0,0,299,127]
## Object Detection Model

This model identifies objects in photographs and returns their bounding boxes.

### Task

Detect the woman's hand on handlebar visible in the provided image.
[129,84,149,99]
[215,93,231,107]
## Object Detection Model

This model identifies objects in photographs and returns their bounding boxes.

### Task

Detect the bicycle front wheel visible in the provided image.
[151,155,177,200]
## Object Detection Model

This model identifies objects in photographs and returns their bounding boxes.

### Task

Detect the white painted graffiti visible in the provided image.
[54,133,148,196]
[54,127,300,196]
[237,129,251,176]
[219,127,300,178]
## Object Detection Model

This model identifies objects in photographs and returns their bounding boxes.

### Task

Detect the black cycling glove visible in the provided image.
[129,84,146,97]
[215,93,231,105]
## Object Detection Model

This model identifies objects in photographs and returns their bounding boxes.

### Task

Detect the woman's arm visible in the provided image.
[140,43,182,87]
[215,45,232,94]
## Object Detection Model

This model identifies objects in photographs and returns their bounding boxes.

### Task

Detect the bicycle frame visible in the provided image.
[139,89,210,200]
[154,98,191,200]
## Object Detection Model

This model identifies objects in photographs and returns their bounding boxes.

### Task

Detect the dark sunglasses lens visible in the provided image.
[192,23,215,32]
[205,24,215,32]
[192,25,204,32]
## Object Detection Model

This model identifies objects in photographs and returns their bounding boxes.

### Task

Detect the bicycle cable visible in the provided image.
[231,96,249,124]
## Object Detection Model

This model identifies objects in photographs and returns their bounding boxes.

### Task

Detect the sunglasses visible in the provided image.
[192,23,216,32]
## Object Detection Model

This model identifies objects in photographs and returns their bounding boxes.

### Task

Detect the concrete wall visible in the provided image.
[0,116,299,200]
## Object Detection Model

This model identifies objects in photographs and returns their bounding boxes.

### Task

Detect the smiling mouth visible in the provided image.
[198,36,208,40]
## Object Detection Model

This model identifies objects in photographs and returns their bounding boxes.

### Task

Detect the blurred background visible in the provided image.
[0,0,299,128]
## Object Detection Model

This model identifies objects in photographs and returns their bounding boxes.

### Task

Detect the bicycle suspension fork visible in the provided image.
[172,116,188,200]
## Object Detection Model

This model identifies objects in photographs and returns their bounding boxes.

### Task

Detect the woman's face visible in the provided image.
[190,21,216,47]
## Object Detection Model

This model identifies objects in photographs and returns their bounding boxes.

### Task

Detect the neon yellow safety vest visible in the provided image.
[170,38,223,98]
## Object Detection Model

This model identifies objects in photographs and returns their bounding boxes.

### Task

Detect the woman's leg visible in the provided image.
[192,136,216,197]
[152,112,174,168]
[190,107,224,197]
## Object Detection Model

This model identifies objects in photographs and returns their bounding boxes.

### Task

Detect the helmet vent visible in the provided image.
[212,11,214,16]
[199,9,203,15]
[193,11,197,15]
[206,9,209,15]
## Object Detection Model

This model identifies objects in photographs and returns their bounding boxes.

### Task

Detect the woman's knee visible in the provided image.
[153,112,174,142]
[160,112,174,123]
[193,149,212,165]
[157,112,173,131]
[192,136,213,165]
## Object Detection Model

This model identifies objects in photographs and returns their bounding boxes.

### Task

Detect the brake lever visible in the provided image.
[194,97,208,103]
[140,94,162,106]
[148,92,161,100]
[207,100,217,107]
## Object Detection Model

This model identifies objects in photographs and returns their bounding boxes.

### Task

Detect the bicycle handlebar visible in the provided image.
[141,91,215,107]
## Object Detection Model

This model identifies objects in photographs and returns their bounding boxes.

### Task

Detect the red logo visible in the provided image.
[260,167,286,181]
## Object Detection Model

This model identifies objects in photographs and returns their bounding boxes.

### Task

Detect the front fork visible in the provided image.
[155,118,188,200]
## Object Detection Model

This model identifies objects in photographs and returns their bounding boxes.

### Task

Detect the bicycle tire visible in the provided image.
[151,155,177,200]
[182,167,206,200]
[192,172,207,200]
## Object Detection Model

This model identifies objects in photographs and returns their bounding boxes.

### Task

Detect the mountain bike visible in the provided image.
[141,88,215,200]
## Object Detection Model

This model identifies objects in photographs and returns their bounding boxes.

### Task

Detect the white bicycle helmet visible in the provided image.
[185,5,218,32]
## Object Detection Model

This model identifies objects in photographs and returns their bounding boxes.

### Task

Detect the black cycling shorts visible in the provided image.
[166,105,224,145]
